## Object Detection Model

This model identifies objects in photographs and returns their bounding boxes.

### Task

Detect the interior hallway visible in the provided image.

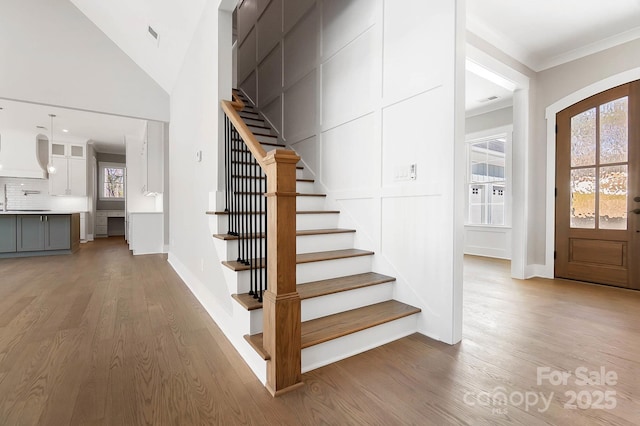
[0,239,638,425]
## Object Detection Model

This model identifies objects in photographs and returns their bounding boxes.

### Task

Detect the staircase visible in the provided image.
[209,89,421,381]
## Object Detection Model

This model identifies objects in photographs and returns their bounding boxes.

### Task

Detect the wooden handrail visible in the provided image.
[231,92,245,110]
[221,95,303,396]
[221,100,267,168]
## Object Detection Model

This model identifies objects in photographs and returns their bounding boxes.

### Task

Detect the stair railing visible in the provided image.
[221,94,303,396]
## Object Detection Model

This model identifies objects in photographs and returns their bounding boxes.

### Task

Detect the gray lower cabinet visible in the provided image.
[16,215,45,251]
[16,215,70,252]
[0,216,17,253]
[45,215,71,250]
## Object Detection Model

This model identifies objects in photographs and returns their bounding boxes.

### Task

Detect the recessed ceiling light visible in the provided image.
[62,129,69,133]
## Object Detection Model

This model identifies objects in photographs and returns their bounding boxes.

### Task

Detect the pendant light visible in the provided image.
[47,114,56,174]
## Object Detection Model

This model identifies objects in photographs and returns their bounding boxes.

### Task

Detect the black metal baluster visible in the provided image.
[251,155,261,300]
[262,172,267,303]
[224,117,229,212]
[258,166,263,301]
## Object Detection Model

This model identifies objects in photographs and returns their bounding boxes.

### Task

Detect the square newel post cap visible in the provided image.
[263,150,300,166]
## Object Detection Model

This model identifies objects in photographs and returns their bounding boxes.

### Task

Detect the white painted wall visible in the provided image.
[238,0,464,343]
[466,106,513,134]
[0,0,169,122]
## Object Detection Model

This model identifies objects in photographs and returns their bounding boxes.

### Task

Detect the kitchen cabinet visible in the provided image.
[0,216,17,253]
[16,214,70,252]
[128,212,163,255]
[50,143,87,196]
[141,121,164,195]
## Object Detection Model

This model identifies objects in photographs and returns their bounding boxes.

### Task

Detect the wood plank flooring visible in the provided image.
[0,240,639,424]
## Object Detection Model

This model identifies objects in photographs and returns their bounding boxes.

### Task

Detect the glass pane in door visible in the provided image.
[599,165,628,230]
[571,108,596,167]
[600,97,628,164]
[571,168,596,229]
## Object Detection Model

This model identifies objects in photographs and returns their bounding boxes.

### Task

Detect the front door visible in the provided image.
[556,81,640,289]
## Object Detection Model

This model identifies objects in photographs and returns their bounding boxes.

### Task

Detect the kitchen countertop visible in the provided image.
[0,211,85,215]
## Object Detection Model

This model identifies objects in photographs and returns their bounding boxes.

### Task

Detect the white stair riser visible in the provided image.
[301,314,419,373]
[239,117,265,127]
[297,255,372,284]
[215,212,339,234]
[219,232,355,261]
[248,282,395,333]
[297,213,339,230]
[296,181,315,193]
[247,125,275,135]
[232,255,373,294]
[255,134,279,144]
[297,196,325,211]
[297,232,354,254]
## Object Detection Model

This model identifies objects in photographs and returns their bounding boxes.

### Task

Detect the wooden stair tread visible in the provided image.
[301,301,420,348]
[232,272,395,310]
[245,301,420,358]
[207,210,339,215]
[222,249,374,271]
[252,132,278,138]
[243,334,270,360]
[213,228,355,241]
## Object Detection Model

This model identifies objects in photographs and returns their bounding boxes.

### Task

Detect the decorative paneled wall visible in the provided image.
[237,0,463,343]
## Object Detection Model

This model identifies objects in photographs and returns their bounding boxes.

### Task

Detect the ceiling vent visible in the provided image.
[478,95,500,103]
[148,26,158,40]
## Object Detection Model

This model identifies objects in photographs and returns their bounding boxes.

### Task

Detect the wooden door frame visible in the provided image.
[544,68,640,279]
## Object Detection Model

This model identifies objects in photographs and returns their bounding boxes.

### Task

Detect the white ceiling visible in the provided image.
[465,69,513,115]
[70,0,208,93]
[467,0,640,71]
[0,99,147,154]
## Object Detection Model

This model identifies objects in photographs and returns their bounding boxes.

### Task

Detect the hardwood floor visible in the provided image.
[0,240,638,425]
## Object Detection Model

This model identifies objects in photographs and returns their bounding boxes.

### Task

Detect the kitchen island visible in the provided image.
[0,211,80,258]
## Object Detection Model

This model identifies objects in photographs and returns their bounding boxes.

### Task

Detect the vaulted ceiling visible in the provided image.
[70,0,208,93]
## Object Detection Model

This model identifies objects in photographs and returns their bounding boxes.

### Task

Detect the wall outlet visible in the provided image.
[196,150,203,162]
[409,163,417,180]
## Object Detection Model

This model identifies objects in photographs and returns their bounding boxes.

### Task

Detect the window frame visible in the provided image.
[99,162,126,201]
[465,127,513,228]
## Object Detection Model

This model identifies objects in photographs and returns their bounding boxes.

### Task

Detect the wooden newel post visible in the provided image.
[263,149,303,396]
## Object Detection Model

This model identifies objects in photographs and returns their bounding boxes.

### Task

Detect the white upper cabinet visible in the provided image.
[49,142,87,196]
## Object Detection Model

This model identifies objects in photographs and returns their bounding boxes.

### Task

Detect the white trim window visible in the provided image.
[466,132,511,226]
[99,162,125,200]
